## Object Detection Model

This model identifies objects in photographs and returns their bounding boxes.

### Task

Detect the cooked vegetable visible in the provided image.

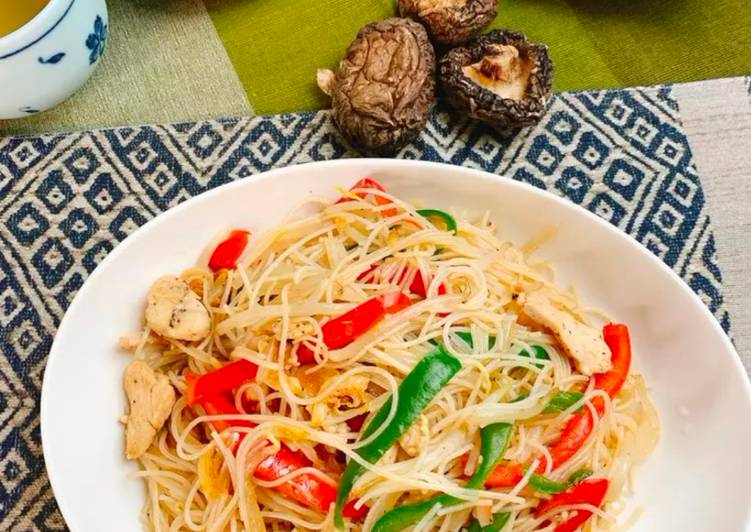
[466,511,511,532]
[519,344,550,367]
[208,229,250,272]
[543,390,584,413]
[195,389,252,433]
[372,423,513,532]
[185,363,336,513]
[184,359,258,433]
[454,332,551,365]
[546,410,594,472]
[566,468,593,486]
[484,465,569,495]
[454,330,484,347]
[485,460,524,487]
[334,346,462,528]
[336,177,397,217]
[528,473,568,494]
[185,359,258,405]
[342,498,369,520]
[409,269,448,298]
[547,323,631,469]
[457,332,550,370]
[359,263,447,299]
[398,0,498,45]
[597,323,632,401]
[534,478,609,532]
[318,18,436,154]
[297,291,412,364]
[487,324,633,484]
[254,446,337,513]
[416,208,458,234]
[122,179,658,530]
[198,445,230,500]
[439,29,553,129]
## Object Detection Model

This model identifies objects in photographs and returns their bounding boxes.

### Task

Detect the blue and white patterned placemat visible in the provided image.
[0,85,729,529]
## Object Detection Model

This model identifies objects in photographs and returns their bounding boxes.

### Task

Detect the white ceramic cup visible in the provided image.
[0,0,108,119]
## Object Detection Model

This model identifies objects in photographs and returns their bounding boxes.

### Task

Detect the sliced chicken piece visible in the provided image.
[123,360,176,459]
[145,276,211,341]
[522,290,611,375]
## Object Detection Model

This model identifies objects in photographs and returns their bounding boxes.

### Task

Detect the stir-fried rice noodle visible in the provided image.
[124,187,659,531]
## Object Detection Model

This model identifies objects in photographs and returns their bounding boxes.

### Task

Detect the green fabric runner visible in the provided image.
[206,0,751,115]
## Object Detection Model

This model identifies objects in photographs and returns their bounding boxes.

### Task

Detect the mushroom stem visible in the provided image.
[317,69,335,97]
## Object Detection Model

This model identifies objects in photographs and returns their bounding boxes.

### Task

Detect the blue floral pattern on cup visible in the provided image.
[38,52,66,64]
[85,15,107,65]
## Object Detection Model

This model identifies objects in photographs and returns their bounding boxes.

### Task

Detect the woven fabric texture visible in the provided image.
[0,84,729,529]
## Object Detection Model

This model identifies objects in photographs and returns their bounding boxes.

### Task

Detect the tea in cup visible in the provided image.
[0,0,108,119]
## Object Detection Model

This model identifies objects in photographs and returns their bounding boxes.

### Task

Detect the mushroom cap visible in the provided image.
[439,29,554,129]
[322,17,436,155]
[398,0,498,45]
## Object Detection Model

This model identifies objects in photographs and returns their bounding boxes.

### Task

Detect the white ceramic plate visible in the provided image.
[41,159,751,531]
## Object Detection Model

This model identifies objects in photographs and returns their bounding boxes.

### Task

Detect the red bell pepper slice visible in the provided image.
[485,461,525,488]
[185,359,258,406]
[336,177,397,217]
[409,271,447,298]
[342,498,370,520]
[185,361,258,434]
[595,323,632,405]
[208,229,250,272]
[345,413,368,432]
[379,291,412,314]
[358,264,447,299]
[547,411,595,471]
[199,391,254,433]
[487,324,633,486]
[186,363,337,513]
[535,478,609,532]
[547,323,631,469]
[254,446,337,513]
[186,359,258,434]
[356,264,378,283]
[297,291,411,364]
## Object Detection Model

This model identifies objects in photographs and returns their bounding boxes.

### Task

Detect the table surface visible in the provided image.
[0,78,749,532]
[1,0,751,135]
[673,78,751,374]
[0,5,749,530]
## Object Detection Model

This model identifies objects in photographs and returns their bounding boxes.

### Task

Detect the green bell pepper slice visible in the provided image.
[566,468,594,486]
[455,330,496,350]
[466,512,511,532]
[542,390,584,413]
[528,473,568,494]
[416,209,458,234]
[519,345,550,369]
[334,345,462,529]
[526,467,594,495]
[371,423,514,532]
[509,389,583,414]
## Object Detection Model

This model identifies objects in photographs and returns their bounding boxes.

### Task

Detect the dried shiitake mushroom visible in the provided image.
[317,18,436,154]
[398,0,498,45]
[439,29,554,128]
